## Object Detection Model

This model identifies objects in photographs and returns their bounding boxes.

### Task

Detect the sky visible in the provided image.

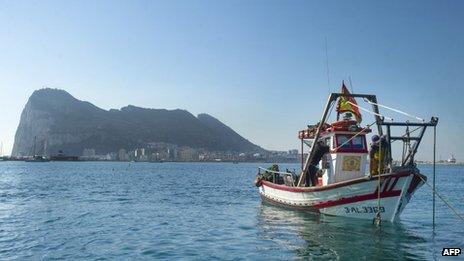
[0,0,463,161]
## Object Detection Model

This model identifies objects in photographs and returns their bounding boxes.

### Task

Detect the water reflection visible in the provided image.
[257,203,430,260]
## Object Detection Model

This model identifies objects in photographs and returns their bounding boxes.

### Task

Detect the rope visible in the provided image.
[363,99,425,122]
[416,174,464,223]
[333,121,377,151]
[347,101,394,121]
[374,140,382,226]
[433,125,436,229]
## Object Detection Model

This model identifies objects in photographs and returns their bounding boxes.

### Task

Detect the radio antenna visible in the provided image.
[348,76,354,93]
[325,37,331,93]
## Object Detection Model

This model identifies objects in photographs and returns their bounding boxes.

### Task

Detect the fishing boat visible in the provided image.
[255,84,438,222]
[25,155,51,162]
[446,155,456,164]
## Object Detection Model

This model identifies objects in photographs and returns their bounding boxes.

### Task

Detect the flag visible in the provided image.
[336,82,362,123]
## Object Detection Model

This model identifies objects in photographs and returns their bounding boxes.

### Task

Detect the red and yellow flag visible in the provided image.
[336,82,362,123]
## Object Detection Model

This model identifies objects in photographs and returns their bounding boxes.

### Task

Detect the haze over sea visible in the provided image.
[0,162,462,260]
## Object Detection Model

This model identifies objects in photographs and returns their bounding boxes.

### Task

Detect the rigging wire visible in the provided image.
[396,124,463,224]
[363,99,424,122]
[390,125,423,144]
[347,101,394,121]
[416,173,464,224]
[333,121,377,151]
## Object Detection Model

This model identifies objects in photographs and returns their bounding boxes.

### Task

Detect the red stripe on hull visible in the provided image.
[388,177,399,192]
[260,189,402,210]
[261,171,411,193]
[407,174,424,194]
[382,177,392,192]
[312,190,401,209]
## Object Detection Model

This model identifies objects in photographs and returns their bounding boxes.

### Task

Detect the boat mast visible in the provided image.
[297,92,382,187]
[44,138,48,156]
[33,136,36,156]
[369,96,383,137]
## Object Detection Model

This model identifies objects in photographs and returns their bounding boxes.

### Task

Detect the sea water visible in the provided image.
[0,162,462,260]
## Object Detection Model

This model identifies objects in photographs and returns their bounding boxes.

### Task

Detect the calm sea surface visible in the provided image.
[0,162,463,260]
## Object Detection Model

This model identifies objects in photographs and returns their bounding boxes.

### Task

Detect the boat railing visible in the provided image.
[258,167,298,186]
[258,167,294,176]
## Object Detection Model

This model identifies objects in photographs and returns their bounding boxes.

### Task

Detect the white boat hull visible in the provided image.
[258,169,425,222]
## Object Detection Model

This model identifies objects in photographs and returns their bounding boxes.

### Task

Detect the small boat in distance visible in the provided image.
[25,136,50,162]
[447,155,456,164]
[50,150,79,161]
[25,155,51,162]
[255,84,438,222]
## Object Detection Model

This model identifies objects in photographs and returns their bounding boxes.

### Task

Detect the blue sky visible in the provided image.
[0,0,463,161]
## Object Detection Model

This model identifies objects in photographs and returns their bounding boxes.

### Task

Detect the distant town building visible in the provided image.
[178,147,199,161]
[118,149,129,161]
[135,148,145,158]
[199,153,207,161]
[289,149,299,155]
[82,148,96,157]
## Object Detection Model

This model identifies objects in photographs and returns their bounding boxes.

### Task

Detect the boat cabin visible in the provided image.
[299,119,371,186]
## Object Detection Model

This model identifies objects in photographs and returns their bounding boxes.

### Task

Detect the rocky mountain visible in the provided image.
[12,88,264,156]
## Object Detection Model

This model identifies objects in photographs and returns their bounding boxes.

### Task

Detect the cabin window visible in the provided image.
[337,135,351,148]
[324,137,331,147]
[335,134,366,150]
[352,136,364,149]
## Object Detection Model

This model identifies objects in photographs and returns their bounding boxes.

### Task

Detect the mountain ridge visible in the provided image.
[12,88,265,156]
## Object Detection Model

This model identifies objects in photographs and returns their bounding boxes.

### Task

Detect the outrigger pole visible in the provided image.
[381,119,438,166]
[297,94,334,187]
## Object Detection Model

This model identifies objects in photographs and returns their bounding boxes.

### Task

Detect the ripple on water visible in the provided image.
[0,162,461,260]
